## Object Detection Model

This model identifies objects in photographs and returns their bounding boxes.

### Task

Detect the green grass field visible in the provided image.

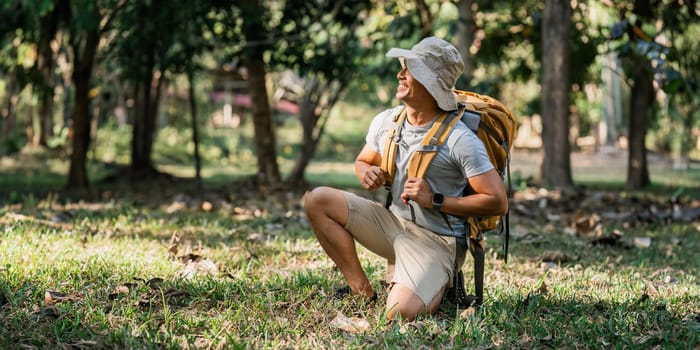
[1,113,699,348]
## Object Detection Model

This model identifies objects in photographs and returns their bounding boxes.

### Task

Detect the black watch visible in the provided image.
[431,193,444,210]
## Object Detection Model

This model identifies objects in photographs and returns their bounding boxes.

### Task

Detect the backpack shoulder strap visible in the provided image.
[408,108,464,179]
[380,107,407,185]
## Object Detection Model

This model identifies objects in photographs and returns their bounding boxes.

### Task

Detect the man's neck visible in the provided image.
[405,105,441,126]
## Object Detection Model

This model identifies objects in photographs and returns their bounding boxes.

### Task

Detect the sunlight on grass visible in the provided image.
[1,118,699,348]
[1,193,698,348]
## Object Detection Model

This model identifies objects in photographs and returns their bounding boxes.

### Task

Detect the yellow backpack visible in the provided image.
[380,89,517,306]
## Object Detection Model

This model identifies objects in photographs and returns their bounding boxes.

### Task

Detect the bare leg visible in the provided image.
[304,187,374,296]
[385,283,445,321]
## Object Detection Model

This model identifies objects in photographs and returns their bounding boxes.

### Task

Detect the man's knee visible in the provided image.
[385,284,427,321]
[385,283,446,320]
[304,186,348,224]
[303,186,334,213]
[386,302,423,321]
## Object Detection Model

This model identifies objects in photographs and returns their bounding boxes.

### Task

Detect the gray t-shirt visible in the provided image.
[366,105,494,237]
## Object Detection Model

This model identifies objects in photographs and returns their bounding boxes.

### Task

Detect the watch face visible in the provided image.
[433,193,444,206]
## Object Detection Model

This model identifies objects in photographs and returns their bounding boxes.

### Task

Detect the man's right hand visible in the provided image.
[355,145,386,191]
[360,165,386,191]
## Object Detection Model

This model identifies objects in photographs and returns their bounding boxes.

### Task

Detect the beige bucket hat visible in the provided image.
[386,36,464,111]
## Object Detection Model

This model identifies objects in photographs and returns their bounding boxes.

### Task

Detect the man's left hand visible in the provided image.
[401,177,432,207]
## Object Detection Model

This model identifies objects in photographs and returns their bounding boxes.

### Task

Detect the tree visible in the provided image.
[625,0,654,188]
[454,0,477,85]
[112,0,171,178]
[239,0,281,188]
[0,1,25,146]
[0,41,20,147]
[210,0,373,188]
[539,0,573,188]
[66,0,125,190]
[109,1,214,181]
[187,67,202,187]
[176,3,216,187]
[608,0,699,189]
[276,0,373,185]
[0,0,66,150]
[34,0,69,147]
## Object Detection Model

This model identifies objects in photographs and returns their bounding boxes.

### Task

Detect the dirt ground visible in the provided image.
[509,147,678,183]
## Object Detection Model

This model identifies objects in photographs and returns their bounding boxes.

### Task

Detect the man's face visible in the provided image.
[395,57,432,105]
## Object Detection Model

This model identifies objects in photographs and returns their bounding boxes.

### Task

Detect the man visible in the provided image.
[304,37,507,320]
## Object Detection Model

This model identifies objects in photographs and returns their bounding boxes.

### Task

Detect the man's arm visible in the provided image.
[402,169,507,217]
[354,144,386,192]
[445,169,508,216]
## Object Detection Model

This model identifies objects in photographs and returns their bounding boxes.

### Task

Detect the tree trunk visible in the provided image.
[678,99,694,170]
[625,0,653,189]
[286,77,344,185]
[57,36,73,129]
[188,69,202,186]
[35,1,64,147]
[287,79,320,185]
[244,56,281,187]
[455,0,476,85]
[130,49,162,176]
[67,29,99,189]
[240,0,280,188]
[539,0,573,189]
[626,56,652,188]
[27,90,39,147]
[131,81,147,171]
[601,52,621,146]
[2,69,18,141]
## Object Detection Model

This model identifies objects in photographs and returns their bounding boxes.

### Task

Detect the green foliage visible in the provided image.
[0,0,699,189]
[606,0,700,153]
[91,120,258,169]
[0,134,24,155]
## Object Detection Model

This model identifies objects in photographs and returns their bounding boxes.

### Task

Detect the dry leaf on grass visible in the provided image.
[108,285,131,300]
[633,237,652,248]
[201,201,213,212]
[168,232,180,261]
[31,305,60,320]
[45,290,84,305]
[399,321,426,334]
[330,311,370,333]
[572,212,602,237]
[178,259,219,279]
[70,340,98,347]
[459,306,477,319]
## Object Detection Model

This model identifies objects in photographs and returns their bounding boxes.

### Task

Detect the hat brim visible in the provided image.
[386,48,458,111]
[386,48,418,59]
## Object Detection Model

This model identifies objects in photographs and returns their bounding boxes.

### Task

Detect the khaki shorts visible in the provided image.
[342,191,458,306]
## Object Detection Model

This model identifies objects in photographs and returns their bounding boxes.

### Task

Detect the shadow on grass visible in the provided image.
[426,291,700,349]
[2,155,699,348]
[1,267,696,349]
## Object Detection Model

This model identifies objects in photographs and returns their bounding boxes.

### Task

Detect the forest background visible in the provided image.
[0,0,699,349]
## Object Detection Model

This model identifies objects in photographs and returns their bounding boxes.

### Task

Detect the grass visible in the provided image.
[1,172,699,348]
[1,112,699,348]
